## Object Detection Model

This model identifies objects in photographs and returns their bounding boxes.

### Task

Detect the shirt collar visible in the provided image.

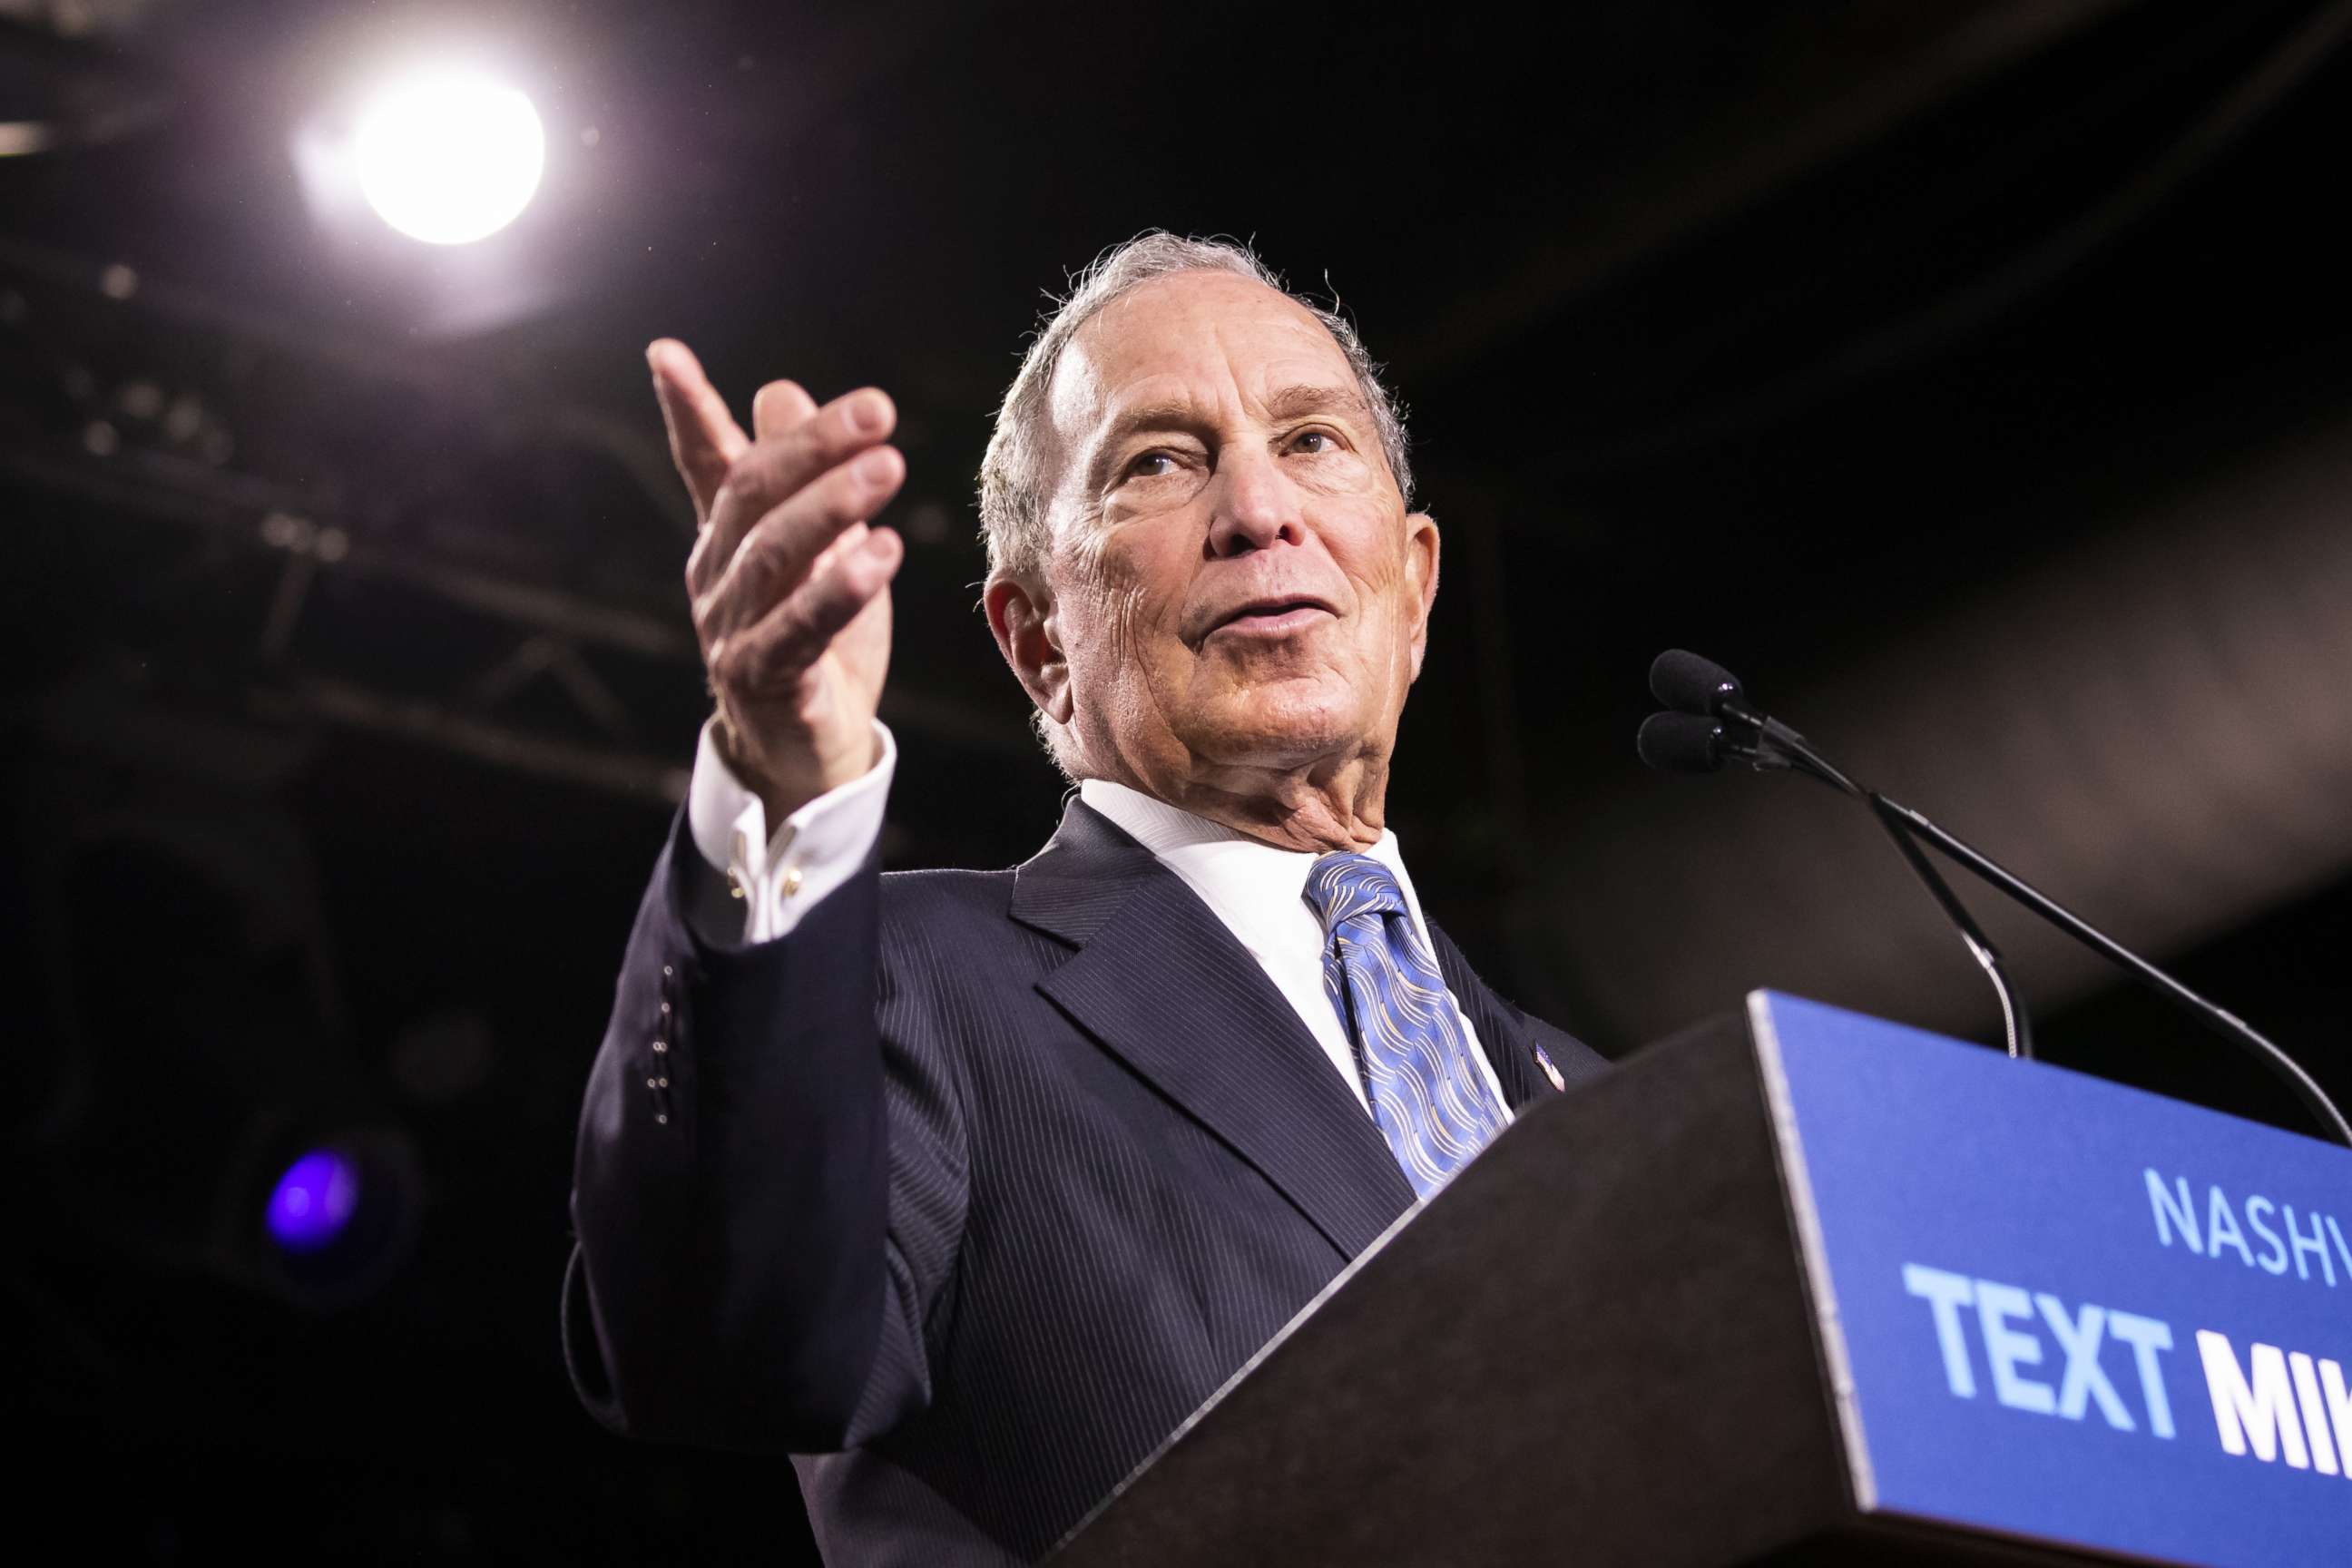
[1075,778,1431,952]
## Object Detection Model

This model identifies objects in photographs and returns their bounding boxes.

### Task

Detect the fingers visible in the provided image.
[752,378,818,442]
[649,340,749,523]
[716,527,904,694]
[700,443,906,641]
[697,387,897,584]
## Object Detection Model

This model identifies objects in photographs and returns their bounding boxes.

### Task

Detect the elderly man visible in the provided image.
[564,234,1606,1566]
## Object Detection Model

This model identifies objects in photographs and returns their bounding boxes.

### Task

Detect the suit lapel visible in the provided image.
[1013,800,1416,1260]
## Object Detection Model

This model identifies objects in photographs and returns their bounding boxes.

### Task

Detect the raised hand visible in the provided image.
[652,338,905,823]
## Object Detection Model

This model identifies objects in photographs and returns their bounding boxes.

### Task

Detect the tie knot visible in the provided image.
[1302,852,1407,933]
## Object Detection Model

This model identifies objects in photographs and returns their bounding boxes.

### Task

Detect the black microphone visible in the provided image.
[1649,649,1749,720]
[1638,651,2352,1149]
[1635,712,1784,775]
[1652,648,1853,789]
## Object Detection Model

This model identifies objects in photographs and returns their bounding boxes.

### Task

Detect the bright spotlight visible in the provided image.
[353,68,544,245]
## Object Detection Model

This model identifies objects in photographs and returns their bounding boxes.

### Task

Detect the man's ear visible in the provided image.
[985,572,1073,725]
[1405,511,1440,681]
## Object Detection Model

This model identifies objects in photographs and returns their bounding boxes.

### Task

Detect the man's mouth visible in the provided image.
[1206,597,1338,639]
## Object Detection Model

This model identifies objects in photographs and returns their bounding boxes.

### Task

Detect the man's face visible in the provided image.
[1032,271,1438,789]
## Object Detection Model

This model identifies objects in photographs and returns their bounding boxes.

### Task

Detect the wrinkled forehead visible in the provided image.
[1044,272,1360,457]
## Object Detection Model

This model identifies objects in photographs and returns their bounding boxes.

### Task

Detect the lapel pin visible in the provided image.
[1533,1044,1566,1093]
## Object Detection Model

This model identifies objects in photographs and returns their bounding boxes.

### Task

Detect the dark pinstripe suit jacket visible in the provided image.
[564,796,1606,1565]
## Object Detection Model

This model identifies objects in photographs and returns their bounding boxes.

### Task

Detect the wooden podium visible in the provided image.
[1051,995,2352,1568]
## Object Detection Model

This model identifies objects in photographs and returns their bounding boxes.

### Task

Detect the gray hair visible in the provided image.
[975,232,1415,584]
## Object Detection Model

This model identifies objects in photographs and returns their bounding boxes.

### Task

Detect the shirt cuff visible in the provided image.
[685,719,897,944]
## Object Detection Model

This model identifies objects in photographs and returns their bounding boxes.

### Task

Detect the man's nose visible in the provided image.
[1205,449,1307,558]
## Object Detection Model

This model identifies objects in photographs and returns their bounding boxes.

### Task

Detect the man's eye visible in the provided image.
[1289,428,1339,455]
[1125,451,1178,478]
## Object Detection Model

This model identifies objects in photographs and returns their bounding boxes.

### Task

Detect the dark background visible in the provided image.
[7,0,2351,1561]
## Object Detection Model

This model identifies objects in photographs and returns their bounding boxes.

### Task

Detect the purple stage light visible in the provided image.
[265,1149,360,1251]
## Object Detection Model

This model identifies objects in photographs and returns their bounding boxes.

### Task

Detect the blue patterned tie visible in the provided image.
[1302,853,1509,1198]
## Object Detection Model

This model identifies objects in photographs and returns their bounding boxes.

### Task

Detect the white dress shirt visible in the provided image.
[685,718,898,944]
[684,720,1511,1118]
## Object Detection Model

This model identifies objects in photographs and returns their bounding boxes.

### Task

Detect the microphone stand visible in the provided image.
[1872,793,2352,1148]
[1647,647,2351,1147]
[1723,709,2036,1063]
[1868,796,2034,1063]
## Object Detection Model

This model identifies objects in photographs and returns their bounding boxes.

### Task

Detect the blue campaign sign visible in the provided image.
[1751,992,2352,1568]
